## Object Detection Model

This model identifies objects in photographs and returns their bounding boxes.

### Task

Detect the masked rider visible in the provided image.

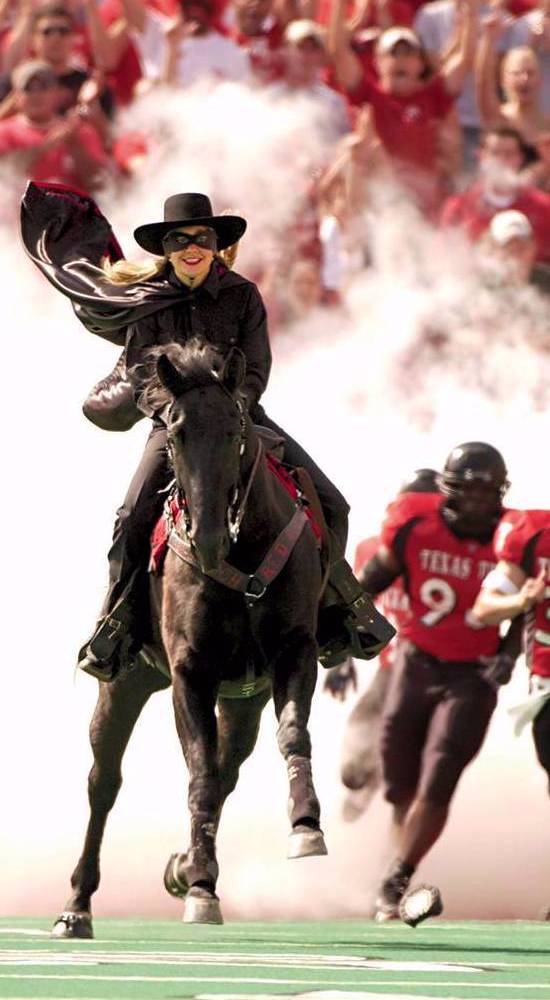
[21,185,393,680]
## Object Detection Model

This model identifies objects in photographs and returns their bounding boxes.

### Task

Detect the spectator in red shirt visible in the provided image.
[441,124,550,260]
[0,3,115,153]
[328,0,477,212]
[228,0,287,83]
[482,207,540,282]
[0,59,109,192]
[1,1,141,107]
[164,0,251,85]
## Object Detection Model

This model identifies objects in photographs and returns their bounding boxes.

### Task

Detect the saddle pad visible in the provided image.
[149,454,321,575]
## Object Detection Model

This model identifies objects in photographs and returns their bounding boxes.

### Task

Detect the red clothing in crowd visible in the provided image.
[381,491,501,661]
[349,71,453,168]
[0,115,108,191]
[441,183,550,262]
[348,70,454,212]
[316,0,415,25]
[505,0,537,15]
[98,0,143,104]
[496,510,550,678]
[228,20,285,83]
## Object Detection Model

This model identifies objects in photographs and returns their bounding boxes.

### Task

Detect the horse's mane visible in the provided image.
[141,338,225,413]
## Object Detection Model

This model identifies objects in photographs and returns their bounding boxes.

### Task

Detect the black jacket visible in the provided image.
[20,182,271,417]
[126,263,270,417]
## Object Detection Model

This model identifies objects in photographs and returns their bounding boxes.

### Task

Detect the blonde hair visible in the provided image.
[101,243,240,285]
[101,257,167,284]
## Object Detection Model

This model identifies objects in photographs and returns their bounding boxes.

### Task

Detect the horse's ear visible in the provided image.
[222,348,246,394]
[156,354,185,398]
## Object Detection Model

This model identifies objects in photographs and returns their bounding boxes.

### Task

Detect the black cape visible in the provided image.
[20,181,210,347]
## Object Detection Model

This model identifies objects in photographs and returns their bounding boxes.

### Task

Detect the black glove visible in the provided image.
[323,657,358,701]
[480,653,515,689]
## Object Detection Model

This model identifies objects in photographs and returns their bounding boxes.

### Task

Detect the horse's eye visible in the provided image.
[169,417,185,437]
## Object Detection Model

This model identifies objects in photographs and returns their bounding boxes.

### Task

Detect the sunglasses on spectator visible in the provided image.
[162,229,218,252]
[24,76,57,92]
[293,37,324,51]
[38,25,72,36]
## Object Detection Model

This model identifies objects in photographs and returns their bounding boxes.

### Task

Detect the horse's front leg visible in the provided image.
[271,627,327,860]
[168,643,223,923]
[52,662,166,938]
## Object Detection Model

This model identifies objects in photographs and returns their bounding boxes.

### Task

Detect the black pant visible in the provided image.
[533,699,550,792]
[381,643,497,808]
[102,413,349,620]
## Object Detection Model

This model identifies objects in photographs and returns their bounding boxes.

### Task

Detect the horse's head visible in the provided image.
[157,341,248,573]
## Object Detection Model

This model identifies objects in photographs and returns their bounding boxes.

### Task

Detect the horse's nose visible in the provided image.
[192,529,229,572]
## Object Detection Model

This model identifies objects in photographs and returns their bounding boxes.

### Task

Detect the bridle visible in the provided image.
[163,381,310,606]
[165,390,263,550]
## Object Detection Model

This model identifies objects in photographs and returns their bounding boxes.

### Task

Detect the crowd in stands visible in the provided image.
[3,0,550,328]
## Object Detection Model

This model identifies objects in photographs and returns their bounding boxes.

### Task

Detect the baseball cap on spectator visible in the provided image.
[489,210,534,245]
[376,27,421,54]
[11,60,57,91]
[284,19,327,49]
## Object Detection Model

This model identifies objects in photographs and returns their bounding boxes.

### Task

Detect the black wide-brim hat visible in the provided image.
[133,193,247,255]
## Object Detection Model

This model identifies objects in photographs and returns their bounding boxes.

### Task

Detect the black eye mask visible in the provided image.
[162,228,218,254]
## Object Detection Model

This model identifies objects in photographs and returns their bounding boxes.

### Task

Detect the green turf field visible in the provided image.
[0,918,549,1000]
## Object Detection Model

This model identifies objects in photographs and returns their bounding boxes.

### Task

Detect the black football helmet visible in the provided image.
[399,468,439,495]
[439,442,510,536]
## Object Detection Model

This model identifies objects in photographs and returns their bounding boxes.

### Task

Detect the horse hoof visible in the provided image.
[287,827,328,859]
[163,853,190,900]
[183,893,223,924]
[51,911,94,939]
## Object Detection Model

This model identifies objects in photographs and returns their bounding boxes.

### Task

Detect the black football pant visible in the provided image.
[533,699,550,792]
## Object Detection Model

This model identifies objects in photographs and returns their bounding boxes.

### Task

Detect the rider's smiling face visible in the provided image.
[168,226,215,284]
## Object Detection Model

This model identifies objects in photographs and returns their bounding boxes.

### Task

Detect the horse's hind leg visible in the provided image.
[52,662,167,939]
[164,686,270,905]
[217,687,271,804]
[271,630,327,860]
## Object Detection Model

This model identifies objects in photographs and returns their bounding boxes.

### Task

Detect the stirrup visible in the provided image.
[319,560,395,667]
[77,614,135,681]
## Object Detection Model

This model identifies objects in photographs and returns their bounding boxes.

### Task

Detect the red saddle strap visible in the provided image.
[167,507,309,603]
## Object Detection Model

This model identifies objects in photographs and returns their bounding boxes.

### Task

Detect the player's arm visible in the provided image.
[473,559,546,625]
[358,544,403,595]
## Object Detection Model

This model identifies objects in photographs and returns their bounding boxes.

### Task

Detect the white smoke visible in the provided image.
[2,81,550,923]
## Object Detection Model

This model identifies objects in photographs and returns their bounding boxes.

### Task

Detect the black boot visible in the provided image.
[77,609,135,682]
[317,559,396,668]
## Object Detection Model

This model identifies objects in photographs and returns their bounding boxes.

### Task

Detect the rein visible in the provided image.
[167,503,309,606]
[166,422,309,606]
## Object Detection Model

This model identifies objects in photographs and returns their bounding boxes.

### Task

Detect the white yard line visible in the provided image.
[0,951,486,973]
[0,973,548,989]
[1,949,549,972]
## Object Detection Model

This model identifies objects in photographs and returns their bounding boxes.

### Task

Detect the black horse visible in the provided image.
[52,341,326,936]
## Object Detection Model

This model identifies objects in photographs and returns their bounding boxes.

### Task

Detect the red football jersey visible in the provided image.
[380,493,501,661]
[354,535,409,669]
[496,510,550,679]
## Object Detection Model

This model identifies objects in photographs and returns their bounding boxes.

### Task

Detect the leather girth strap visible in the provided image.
[167,507,309,605]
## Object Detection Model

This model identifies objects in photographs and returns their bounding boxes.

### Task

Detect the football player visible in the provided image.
[355,442,521,925]
[325,469,439,821]
[473,510,550,787]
